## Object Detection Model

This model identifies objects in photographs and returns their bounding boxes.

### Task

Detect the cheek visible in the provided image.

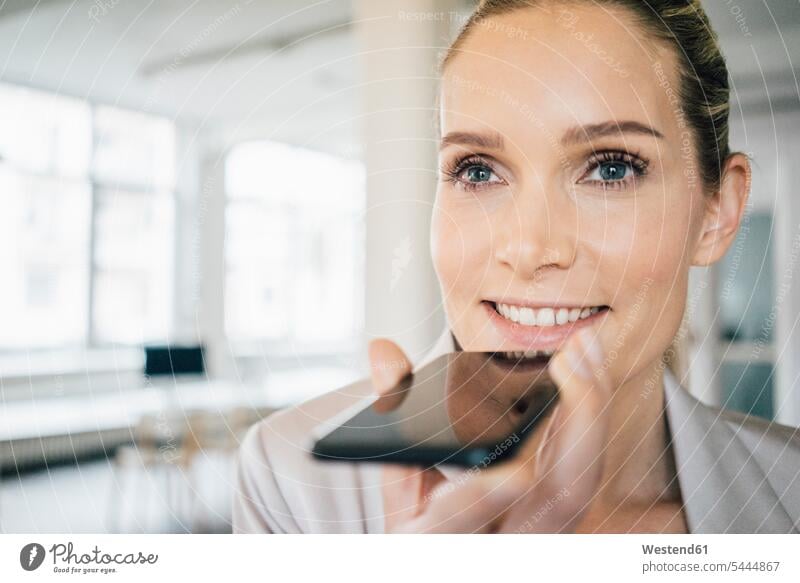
[594,195,692,285]
[431,198,494,297]
[638,206,693,346]
[592,198,693,372]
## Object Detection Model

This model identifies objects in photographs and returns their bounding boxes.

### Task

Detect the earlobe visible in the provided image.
[690,195,723,267]
[690,153,752,267]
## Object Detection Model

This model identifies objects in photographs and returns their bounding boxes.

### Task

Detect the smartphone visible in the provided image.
[311,351,559,468]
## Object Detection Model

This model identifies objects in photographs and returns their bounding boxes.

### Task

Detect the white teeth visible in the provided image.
[536,307,555,326]
[519,307,535,325]
[495,302,605,326]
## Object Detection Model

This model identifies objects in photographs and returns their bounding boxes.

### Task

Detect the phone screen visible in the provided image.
[312,351,559,467]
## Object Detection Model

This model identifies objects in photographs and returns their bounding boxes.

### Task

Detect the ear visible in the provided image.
[691,152,752,266]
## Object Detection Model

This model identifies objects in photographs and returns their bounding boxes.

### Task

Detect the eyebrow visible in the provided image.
[439,120,664,152]
[439,131,504,151]
[560,120,665,145]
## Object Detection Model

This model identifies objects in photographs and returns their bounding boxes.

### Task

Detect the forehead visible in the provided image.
[440,5,682,144]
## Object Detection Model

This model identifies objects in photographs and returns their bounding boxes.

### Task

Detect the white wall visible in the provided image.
[353,0,458,366]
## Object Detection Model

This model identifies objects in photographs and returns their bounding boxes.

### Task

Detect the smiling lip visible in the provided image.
[483,300,610,350]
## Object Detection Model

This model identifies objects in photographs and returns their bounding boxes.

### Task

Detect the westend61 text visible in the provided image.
[642,544,708,555]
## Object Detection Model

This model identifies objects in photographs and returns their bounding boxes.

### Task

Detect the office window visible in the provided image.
[0,83,176,351]
[721,362,774,421]
[0,84,91,178]
[225,141,365,352]
[93,106,175,190]
[92,188,174,344]
[715,209,775,420]
[0,85,92,350]
[718,211,774,343]
[91,108,175,344]
[0,170,91,349]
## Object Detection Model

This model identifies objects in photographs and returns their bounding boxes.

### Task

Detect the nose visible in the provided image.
[493,181,577,279]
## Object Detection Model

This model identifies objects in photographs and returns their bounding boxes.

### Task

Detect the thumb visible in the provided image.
[367,338,413,412]
[542,326,612,496]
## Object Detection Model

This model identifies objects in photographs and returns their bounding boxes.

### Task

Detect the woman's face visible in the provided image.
[432,4,709,386]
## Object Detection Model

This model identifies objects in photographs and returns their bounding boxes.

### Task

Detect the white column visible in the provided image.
[196,145,234,380]
[172,125,202,345]
[773,111,800,427]
[353,0,458,363]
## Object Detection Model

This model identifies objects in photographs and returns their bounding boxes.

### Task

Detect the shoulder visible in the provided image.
[716,407,800,512]
[232,382,384,534]
[669,369,800,469]
[717,406,800,459]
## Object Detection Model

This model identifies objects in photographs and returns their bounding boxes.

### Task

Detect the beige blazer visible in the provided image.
[233,328,800,533]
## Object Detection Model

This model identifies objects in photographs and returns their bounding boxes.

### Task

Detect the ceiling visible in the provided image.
[0,0,363,156]
[0,0,797,157]
[701,0,800,113]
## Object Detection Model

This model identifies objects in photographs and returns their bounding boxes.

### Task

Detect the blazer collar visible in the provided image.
[423,328,796,533]
[664,367,797,533]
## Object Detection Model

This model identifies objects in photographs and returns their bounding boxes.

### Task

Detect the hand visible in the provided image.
[367,339,449,531]
[370,326,613,533]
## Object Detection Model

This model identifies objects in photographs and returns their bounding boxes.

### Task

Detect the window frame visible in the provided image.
[0,82,178,356]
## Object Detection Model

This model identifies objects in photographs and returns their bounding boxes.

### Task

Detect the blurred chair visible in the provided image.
[107,413,186,533]
[174,407,267,533]
[108,406,265,533]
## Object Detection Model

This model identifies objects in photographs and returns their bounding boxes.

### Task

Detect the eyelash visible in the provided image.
[440,150,650,192]
[440,155,501,192]
[581,150,649,190]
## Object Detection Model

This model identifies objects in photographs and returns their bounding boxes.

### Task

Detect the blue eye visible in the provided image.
[582,151,649,190]
[465,165,494,183]
[587,161,631,182]
[597,161,628,181]
[441,155,504,192]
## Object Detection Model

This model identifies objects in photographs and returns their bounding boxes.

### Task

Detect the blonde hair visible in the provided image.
[441,0,736,387]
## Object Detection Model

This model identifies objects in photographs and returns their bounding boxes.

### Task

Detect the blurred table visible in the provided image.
[0,380,276,475]
[0,364,361,475]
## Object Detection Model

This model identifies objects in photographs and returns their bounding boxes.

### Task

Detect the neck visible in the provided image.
[595,359,682,507]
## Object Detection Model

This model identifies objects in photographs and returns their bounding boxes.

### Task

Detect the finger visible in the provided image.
[382,465,449,532]
[395,474,510,533]
[367,338,413,411]
[475,328,613,533]
[543,326,613,498]
[419,328,612,533]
